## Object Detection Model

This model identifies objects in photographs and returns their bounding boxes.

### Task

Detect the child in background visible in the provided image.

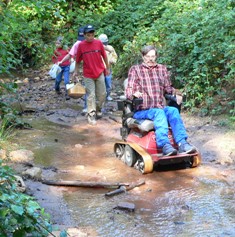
[58,27,87,111]
[52,37,71,100]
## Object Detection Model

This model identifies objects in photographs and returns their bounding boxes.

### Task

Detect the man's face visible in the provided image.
[142,49,157,67]
[84,32,95,42]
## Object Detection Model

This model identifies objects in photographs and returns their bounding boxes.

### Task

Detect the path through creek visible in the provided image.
[7,72,235,236]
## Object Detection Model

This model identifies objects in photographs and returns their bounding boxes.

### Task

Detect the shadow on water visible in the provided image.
[15,114,235,237]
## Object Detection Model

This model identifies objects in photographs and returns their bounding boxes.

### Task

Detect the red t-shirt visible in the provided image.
[76,39,107,79]
[52,47,70,66]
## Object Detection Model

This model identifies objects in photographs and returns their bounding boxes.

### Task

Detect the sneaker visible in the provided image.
[96,111,103,119]
[178,141,196,154]
[65,94,70,100]
[87,112,96,125]
[55,89,62,95]
[81,108,87,116]
[162,143,177,156]
[106,96,113,101]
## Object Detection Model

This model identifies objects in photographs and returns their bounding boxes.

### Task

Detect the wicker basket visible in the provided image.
[67,83,86,99]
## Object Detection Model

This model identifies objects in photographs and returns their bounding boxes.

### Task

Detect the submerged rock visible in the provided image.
[115,202,135,212]
[14,175,26,192]
[22,167,42,180]
[9,149,34,163]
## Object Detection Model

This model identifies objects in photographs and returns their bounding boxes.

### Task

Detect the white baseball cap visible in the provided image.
[98,34,108,43]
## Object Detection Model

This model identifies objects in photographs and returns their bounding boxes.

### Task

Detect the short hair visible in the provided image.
[141,45,157,56]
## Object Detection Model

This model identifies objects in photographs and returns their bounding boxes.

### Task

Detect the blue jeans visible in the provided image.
[133,106,188,147]
[105,70,112,97]
[55,65,70,91]
[83,93,87,109]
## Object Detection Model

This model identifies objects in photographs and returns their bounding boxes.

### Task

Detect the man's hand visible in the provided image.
[176,95,183,105]
[133,91,143,98]
[173,88,183,105]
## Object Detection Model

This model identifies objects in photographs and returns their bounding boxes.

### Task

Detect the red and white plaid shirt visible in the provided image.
[126,63,173,110]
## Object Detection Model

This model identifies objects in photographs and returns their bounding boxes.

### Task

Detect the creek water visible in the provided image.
[14,113,235,237]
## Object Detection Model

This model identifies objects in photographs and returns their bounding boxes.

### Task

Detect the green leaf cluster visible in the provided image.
[0,160,53,236]
[99,0,235,117]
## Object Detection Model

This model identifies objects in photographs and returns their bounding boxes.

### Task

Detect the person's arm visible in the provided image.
[104,45,112,53]
[72,45,82,80]
[100,43,110,75]
[103,56,110,75]
[58,54,71,65]
[108,46,118,64]
[126,66,142,99]
[162,65,173,94]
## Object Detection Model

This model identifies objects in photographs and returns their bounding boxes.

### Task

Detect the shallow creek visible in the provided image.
[14,113,235,237]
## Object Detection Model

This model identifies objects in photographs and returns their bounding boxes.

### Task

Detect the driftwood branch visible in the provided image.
[105,180,145,197]
[42,180,130,189]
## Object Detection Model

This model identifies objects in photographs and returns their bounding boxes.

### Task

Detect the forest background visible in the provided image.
[0,0,234,119]
[0,0,234,236]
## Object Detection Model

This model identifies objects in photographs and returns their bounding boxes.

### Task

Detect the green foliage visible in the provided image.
[0,0,234,118]
[0,80,31,129]
[100,0,235,117]
[0,117,14,141]
[0,0,69,72]
[0,160,53,236]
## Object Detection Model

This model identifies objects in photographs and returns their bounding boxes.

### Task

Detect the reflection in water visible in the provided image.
[63,178,234,237]
[15,116,235,237]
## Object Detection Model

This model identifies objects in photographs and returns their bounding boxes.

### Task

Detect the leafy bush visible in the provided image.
[100,0,235,116]
[0,161,53,236]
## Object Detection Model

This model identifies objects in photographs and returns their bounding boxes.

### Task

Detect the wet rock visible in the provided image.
[22,167,42,180]
[23,78,29,83]
[217,156,234,165]
[23,104,37,112]
[115,202,135,212]
[9,149,34,163]
[34,76,41,81]
[181,205,190,211]
[203,135,235,165]
[15,79,23,84]
[75,144,83,149]
[46,111,55,116]
[14,175,26,192]
[75,165,85,170]
[50,228,89,237]
[174,221,185,225]
[43,166,58,172]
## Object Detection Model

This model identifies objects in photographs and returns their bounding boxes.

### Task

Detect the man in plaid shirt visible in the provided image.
[126,45,196,156]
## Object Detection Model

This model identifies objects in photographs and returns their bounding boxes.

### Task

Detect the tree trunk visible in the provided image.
[42,180,130,189]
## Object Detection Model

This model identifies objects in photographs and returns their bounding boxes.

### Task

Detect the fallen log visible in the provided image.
[105,180,145,197]
[42,180,130,189]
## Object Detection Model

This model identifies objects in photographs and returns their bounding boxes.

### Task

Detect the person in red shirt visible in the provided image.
[74,25,110,125]
[52,37,70,99]
[126,45,196,156]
